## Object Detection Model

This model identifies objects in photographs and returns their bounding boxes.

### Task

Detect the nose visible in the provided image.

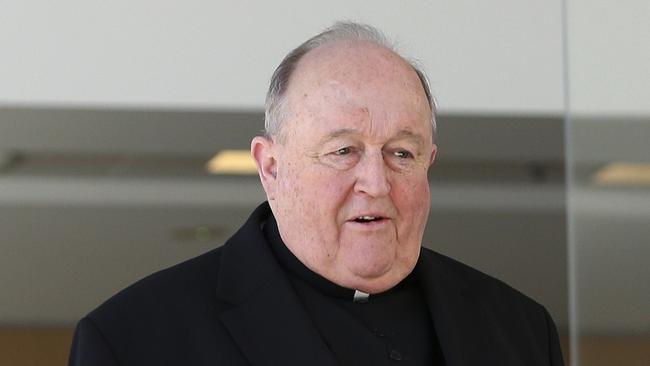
[353,152,391,197]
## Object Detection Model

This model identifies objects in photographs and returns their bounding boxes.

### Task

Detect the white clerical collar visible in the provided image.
[353,290,370,303]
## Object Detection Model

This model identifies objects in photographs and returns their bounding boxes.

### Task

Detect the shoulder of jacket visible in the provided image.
[419,247,545,313]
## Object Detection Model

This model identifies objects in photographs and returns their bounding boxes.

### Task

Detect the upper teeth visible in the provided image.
[358,216,377,220]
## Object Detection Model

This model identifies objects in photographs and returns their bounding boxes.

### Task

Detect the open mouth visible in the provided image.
[353,215,385,223]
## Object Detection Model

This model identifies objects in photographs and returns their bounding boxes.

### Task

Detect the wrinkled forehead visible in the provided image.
[282,41,432,139]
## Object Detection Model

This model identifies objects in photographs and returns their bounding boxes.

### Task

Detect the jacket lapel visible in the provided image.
[417,250,498,366]
[214,203,337,366]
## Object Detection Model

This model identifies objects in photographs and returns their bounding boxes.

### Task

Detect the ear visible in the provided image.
[428,144,438,167]
[251,136,278,200]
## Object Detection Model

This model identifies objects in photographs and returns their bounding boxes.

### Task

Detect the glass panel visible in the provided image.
[565,1,650,365]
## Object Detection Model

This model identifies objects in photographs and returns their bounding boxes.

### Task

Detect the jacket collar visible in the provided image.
[417,249,499,365]
[215,202,498,366]
[214,202,338,366]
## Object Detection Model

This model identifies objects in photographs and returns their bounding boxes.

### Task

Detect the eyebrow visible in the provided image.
[318,128,359,144]
[391,129,425,143]
[318,128,426,146]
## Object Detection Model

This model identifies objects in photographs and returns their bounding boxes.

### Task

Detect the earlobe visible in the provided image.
[251,136,278,199]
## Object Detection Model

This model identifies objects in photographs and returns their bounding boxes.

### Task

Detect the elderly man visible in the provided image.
[69,22,564,366]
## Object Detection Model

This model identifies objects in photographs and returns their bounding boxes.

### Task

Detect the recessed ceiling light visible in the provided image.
[592,163,650,186]
[205,150,257,175]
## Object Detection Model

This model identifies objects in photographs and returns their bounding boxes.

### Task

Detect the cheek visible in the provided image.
[278,161,349,216]
[393,175,431,224]
[275,161,353,255]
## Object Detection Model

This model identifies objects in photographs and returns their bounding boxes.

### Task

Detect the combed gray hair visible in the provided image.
[264,21,437,142]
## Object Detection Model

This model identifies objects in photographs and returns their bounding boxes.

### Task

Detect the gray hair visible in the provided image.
[264,21,437,142]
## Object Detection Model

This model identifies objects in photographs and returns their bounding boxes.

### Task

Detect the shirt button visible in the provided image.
[389,349,403,361]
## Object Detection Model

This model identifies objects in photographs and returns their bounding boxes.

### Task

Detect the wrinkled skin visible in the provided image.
[252,40,436,293]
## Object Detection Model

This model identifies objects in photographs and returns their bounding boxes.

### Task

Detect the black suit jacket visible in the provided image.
[69,202,564,366]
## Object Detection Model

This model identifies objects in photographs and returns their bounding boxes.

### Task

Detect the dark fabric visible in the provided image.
[68,201,565,366]
[264,215,443,365]
[263,215,357,300]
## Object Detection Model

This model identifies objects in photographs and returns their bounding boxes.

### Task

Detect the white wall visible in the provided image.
[567,0,650,116]
[0,0,564,114]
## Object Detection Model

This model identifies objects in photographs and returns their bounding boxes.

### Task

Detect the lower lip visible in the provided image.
[347,219,391,230]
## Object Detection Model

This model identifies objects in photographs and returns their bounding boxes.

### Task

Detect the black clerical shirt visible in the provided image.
[264,216,444,365]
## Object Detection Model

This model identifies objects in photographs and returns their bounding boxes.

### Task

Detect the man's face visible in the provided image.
[254,41,436,293]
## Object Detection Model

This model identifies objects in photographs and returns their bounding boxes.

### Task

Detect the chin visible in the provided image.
[348,251,393,273]
[349,276,404,294]
[343,259,409,293]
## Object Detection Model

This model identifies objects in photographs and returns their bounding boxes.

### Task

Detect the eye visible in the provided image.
[393,150,413,159]
[334,147,352,155]
[319,145,360,170]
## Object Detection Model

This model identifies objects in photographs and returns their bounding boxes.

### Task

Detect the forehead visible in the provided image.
[283,41,432,140]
